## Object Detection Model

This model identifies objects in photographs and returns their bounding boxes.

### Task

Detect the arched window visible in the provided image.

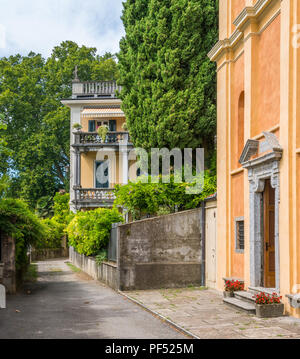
[238,91,245,157]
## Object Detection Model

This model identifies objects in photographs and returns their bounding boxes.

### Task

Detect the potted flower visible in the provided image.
[97,125,108,142]
[224,280,244,297]
[254,292,284,318]
[72,123,82,132]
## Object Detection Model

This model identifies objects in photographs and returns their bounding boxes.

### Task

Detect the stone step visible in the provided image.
[234,291,256,303]
[223,297,256,314]
[248,287,279,296]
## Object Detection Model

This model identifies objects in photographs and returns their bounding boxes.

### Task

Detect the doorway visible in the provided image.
[263,179,276,288]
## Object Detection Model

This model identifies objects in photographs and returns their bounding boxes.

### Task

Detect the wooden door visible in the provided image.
[264,179,276,288]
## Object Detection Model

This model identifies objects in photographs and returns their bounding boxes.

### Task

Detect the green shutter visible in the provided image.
[88,120,95,132]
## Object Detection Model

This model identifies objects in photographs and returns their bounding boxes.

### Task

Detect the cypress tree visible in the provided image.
[118,0,218,164]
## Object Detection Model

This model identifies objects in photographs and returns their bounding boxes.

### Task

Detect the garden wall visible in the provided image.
[117,208,203,290]
[69,247,118,290]
[31,248,69,262]
[0,231,16,294]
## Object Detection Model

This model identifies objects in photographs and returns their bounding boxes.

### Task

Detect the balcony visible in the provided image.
[73,187,116,209]
[72,80,122,99]
[72,131,131,150]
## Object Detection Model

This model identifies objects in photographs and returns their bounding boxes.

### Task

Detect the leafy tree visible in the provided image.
[0,198,47,269]
[118,0,218,165]
[0,42,119,207]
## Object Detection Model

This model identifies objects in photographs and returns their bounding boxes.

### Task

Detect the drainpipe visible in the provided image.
[201,201,206,287]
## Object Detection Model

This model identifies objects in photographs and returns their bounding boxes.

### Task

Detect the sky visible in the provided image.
[0,0,125,58]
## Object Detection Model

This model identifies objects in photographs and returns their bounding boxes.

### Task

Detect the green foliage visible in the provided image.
[52,192,74,225]
[118,0,218,164]
[0,198,47,268]
[66,208,123,256]
[34,192,73,249]
[97,125,109,142]
[35,195,54,218]
[95,249,108,265]
[36,218,65,249]
[0,42,119,207]
[114,172,216,220]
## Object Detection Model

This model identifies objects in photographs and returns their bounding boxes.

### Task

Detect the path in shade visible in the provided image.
[0,259,185,339]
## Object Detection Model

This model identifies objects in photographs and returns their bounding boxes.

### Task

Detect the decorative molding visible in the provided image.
[230,167,244,176]
[252,124,280,140]
[239,132,282,165]
[233,0,273,29]
[208,0,278,63]
[239,139,259,164]
[243,136,282,291]
[208,29,243,62]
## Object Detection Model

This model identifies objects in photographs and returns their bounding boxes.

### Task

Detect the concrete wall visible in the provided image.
[117,208,203,291]
[69,247,118,290]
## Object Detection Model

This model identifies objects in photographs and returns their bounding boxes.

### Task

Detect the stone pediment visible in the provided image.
[239,132,282,164]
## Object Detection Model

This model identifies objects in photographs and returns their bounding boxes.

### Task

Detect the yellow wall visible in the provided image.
[81,116,126,132]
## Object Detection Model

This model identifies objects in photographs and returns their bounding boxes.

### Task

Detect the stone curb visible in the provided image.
[119,291,200,340]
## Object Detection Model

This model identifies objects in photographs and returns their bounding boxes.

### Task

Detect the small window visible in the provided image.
[235,217,244,253]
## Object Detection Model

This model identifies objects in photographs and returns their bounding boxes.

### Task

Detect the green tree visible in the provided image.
[118,0,218,164]
[0,41,119,207]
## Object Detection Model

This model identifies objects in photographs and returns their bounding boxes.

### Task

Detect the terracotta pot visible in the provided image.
[255,303,284,318]
[223,291,234,298]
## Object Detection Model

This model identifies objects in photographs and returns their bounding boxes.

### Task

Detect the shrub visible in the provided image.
[36,218,65,249]
[66,208,123,256]
[114,171,216,220]
[95,249,108,265]
[0,198,47,269]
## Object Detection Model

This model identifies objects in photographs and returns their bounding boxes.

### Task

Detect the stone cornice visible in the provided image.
[233,0,272,29]
[208,0,274,62]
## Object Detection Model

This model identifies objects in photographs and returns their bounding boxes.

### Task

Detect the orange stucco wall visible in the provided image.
[252,15,280,137]
[231,0,246,24]
[231,172,245,278]
[231,54,245,170]
[296,156,300,290]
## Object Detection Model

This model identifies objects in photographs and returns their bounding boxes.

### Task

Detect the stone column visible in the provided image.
[120,134,129,185]
[74,149,81,187]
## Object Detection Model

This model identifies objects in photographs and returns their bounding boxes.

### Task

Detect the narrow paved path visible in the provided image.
[0,259,185,339]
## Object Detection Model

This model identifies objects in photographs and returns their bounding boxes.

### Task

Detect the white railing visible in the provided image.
[72,81,122,97]
[74,188,116,202]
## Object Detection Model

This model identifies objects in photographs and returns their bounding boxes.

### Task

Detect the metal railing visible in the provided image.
[74,188,116,202]
[73,131,129,146]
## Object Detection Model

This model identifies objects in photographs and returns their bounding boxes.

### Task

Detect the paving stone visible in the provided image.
[125,287,300,339]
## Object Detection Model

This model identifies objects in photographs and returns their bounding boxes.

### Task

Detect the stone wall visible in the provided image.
[31,248,69,262]
[0,232,16,294]
[117,208,203,291]
[69,247,118,290]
